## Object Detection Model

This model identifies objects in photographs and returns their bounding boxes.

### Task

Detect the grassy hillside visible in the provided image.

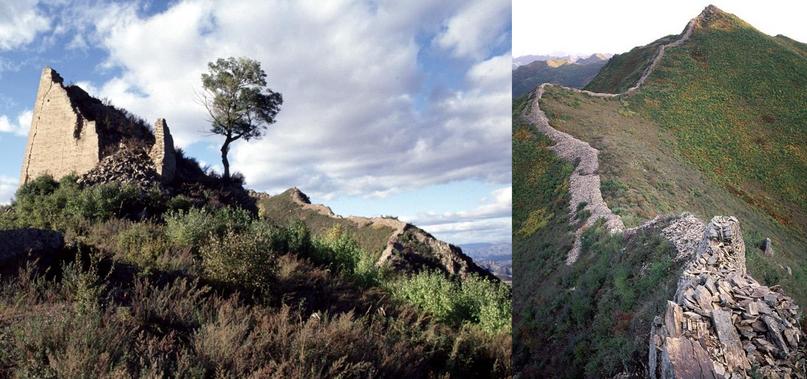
[514,93,685,376]
[584,35,678,93]
[513,59,607,97]
[258,189,395,261]
[541,83,807,306]
[518,8,807,376]
[628,11,807,230]
[0,176,511,377]
[521,219,682,377]
[511,95,575,374]
[538,8,807,306]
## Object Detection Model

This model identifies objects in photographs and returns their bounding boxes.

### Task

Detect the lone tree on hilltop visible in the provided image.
[201,57,282,180]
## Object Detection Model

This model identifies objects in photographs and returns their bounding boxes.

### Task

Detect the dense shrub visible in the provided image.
[311,225,379,285]
[388,271,511,334]
[200,225,280,294]
[164,207,253,249]
[115,222,187,273]
[5,174,164,233]
[0,256,512,378]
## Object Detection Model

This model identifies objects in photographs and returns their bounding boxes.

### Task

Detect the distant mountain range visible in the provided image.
[462,242,512,283]
[512,53,611,97]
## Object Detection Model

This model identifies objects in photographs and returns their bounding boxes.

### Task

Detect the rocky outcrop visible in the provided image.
[0,228,64,265]
[376,224,497,281]
[20,67,176,186]
[271,188,497,281]
[649,217,806,378]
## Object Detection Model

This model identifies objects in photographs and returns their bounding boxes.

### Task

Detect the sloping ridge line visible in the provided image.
[284,188,408,266]
[522,15,697,264]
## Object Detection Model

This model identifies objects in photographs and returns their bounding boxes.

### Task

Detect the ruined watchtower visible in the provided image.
[19,67,176,185]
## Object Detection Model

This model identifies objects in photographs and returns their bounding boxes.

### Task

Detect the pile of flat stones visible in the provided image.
[78,147,162,190]
[649,216,805,379]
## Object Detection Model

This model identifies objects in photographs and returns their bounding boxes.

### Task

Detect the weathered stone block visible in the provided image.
[149,118,176,182]
[20,67,101,184]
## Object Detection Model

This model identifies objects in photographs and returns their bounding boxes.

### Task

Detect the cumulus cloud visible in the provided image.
[0,0,50,50]
[434,0,511,59]
[0,109,33,136]
[0,175,17,205]
[406,186,512,244]
[69,0,511,200]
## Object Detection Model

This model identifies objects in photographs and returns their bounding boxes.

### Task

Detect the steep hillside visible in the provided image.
[513,55,608,97]
[0,71,511,376]
[538,5,807,304]
[584,34,679,93]
[258,188,498,281]
[515,5,807,378]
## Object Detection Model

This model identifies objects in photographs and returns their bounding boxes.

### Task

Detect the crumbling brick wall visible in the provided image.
[19,67,176,186]
[20,68,102,184]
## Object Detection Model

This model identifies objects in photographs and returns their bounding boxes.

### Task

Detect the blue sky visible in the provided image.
[0,0,512,245]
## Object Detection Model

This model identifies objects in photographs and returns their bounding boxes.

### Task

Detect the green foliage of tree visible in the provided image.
[201,57,283,179]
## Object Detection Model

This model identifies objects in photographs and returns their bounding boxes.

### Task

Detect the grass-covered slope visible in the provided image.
[512,95,575,374]
[538,7,807,306]
[258,189,395,261]
[0,176,511,377]
[584,35,679,93]
[512,58,607,97]
[513,92,684,377]
[628,9,807,230]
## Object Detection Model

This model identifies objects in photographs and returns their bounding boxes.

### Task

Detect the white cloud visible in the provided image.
[434,0,511,59]
[73,0,511,200]
[405,186,512,244]
[0,109,33,136]
[0,175,17,205]
[0,0,50,50]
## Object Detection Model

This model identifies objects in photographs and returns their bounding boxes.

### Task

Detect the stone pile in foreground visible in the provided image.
[78,147,162,190]
[649,216,805,378]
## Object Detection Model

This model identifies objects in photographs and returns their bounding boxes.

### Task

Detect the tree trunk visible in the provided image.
[221,138,232,180]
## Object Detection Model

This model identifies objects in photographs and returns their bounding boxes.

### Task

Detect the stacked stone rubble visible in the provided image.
[77,147,162,190]
[649,216,806,378]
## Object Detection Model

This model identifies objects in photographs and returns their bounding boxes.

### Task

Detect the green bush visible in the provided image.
[9,175,163,232]
[115,222,174,273]
[310,225,380,285]
[286,220,312,253]
[388,271,511,333]
[200,224,280,294]
[164,207,253,250]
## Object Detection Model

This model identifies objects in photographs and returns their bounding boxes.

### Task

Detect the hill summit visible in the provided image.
[515,4,807,377]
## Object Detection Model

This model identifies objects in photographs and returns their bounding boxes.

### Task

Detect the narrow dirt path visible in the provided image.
[522,17,697,264]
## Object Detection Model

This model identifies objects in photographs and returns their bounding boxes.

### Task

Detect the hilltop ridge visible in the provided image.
[515,5,807,377]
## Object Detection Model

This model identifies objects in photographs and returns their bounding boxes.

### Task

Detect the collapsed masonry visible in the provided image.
[20,67,176,188]
[649,217,806,378]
